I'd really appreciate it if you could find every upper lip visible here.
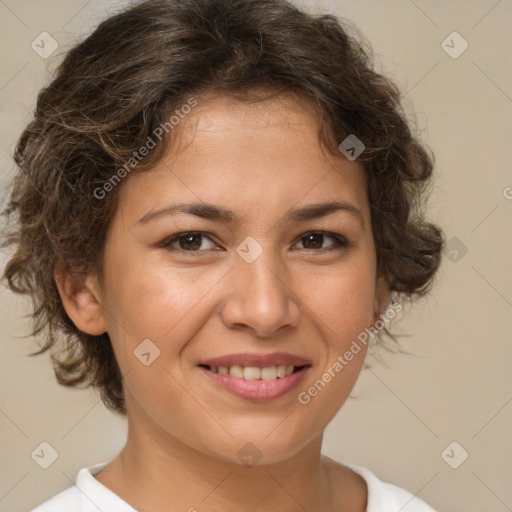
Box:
[199,352,311,368]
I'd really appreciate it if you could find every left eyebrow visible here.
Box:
[136,200,363,227]
[283,201,363,226]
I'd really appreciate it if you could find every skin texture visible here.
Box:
[55,94,389,512]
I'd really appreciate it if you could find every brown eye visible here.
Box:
[177,233,203,250]
[295,231,350,251]
[301,233,324,249]
[161,232,218,252]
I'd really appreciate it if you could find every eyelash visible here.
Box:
[159,231,351,255]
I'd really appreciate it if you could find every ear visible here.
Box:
[53,260,108,336]
[371,275,390,328]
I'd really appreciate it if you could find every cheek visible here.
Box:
[101,249,228,355]
[297,255,377,346]
[293,264,374,423]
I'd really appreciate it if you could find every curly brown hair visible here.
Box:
[1,0,444,416]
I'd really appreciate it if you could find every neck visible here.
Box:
[98,419,336,511]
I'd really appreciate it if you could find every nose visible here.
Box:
[218,243,301,338]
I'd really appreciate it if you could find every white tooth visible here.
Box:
[261,366,278,381]
[277,365,287,378]
[218,366,229,374]
[210,366,218,373]
[243,366,261,380]
[229,365,244,378]
[285,365,294,376]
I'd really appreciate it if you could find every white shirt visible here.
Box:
[29,461,436,511]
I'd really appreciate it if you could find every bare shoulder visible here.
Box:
[322,455,367,512]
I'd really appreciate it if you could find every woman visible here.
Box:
[2,0,444,510]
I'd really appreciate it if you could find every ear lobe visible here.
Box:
[53,260,107,336]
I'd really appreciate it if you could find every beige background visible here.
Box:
[1,1,511,511]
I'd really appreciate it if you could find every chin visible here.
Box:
[203,427,318,468]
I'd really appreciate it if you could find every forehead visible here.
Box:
[116,94,369,225]
[185,93,321,134]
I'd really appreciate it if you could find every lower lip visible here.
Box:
[199,366,310,401]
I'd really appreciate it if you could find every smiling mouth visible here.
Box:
[198,364,309,381]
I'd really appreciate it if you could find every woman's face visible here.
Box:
[94,94,388,465]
